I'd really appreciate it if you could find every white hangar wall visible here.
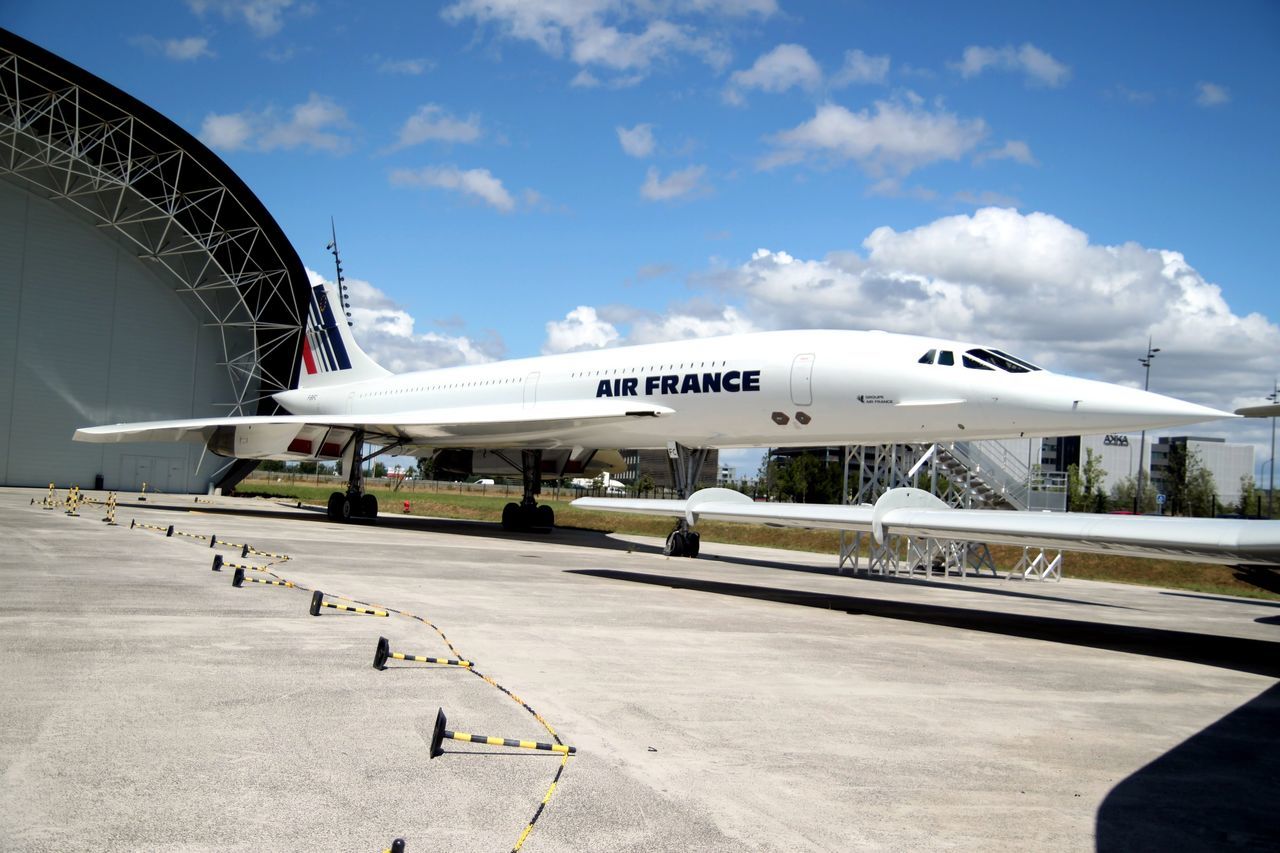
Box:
[0,179,238,491]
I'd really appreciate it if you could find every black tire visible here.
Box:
[664,529,685,557]
[535,504,554,531]
[327,492,344,521]
[501,502,521,531]
[361,493,378,520]
[684,531,700,558]
[339,495,353,521]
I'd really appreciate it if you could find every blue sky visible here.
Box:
[7,1,1280,474]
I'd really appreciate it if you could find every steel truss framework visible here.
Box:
[0,30,309,421]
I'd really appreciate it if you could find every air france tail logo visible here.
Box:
[595,369,761,398]
[300,285,352,375]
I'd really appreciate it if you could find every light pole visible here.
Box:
[1135,338,1160,514]
[1268,380,1278,519]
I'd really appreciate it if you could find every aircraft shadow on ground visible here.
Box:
[159,500,1127,609]
[566,569,1280,679]
[1095,682,1280,851]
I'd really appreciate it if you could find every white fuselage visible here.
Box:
[272,330,1224,451]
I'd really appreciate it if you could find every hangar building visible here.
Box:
[0,30,309,493]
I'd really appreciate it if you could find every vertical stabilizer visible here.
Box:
[296,281,390,389]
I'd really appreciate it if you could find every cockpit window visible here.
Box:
[918,349,936,364]
[964,348,1040,373]
[962,353,995,370]
[937,350,954,366]
[990,349,1041,371]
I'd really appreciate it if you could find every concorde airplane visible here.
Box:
[75,281,1280,566]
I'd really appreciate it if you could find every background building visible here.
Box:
[0,30,309,493]
[1150,436,1255,507]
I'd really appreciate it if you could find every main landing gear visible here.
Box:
[663,441,709,558]
[325,429,379,523]
[501,449,555,533]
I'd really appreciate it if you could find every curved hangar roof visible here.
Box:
[0,28,309,418]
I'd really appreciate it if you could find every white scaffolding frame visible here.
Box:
[0,42,306,416]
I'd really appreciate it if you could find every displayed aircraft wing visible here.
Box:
[1235,404,1280,418]
[572,487,1280,567]
[74,400,675,450]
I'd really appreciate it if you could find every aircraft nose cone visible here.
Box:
[1073,381,1235,429]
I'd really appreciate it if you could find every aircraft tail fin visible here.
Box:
[296,281,390,389]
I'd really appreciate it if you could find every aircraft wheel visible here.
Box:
[339,495,354,522]
[535,504,554,531]
[361,493,378,520]
[501,502,521,531]
[684,531,700,558]
[664,529,685,557]
[327,492,344,521]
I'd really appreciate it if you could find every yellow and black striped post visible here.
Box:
[130,520,172,534]
[428,708,575,759]
[211,555,269,573]
[138,481,147,501]
[308,590,387,617]
[102,491,117,525]
[64,485,80,516]
[373,636,471,670]
[242,544,290,561]
[232,567,293,589]
[42,483,56,509]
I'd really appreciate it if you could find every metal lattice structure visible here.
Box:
[0,29,308,419]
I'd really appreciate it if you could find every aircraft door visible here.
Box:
[791,353,814,406]
[523,371,540,409]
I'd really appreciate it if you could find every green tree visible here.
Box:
[416,456,435,480]
[259,459,285,473]
[1237,474,1260,516]
[771,452,843,504]
[1164,442,1189,514]
[1111,472,1156,514]
[297,460,318,475]
[1184,452,1218,517]
[373,461,387,478]
[633,473,656,496]
[1068,448,1107,512]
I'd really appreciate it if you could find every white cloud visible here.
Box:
[389,165,518,213]
[186,0,296,38]
[831,48,890,87]
[389,105,482,150]
[698,208,1278,416]
[543,305,621,354]
[199,93,353,153]
[306,269,501,371]
[627,303,757,344]
[640,164,709,201]
[953,43,1071,88]
[541,301,757,353]
[617,123,656,157]
[130,35,215,61]
[725,44,821,104]
[378,57,434,75]
[763,100,988,177]
[442,0,768,84]
[199,113,253,150]
[975,139,1037,166]
[1195,81,1231,107]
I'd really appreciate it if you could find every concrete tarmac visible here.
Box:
[1,487,1276,852]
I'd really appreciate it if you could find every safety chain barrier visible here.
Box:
[375,637,471,669]
[98,501,572,852]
